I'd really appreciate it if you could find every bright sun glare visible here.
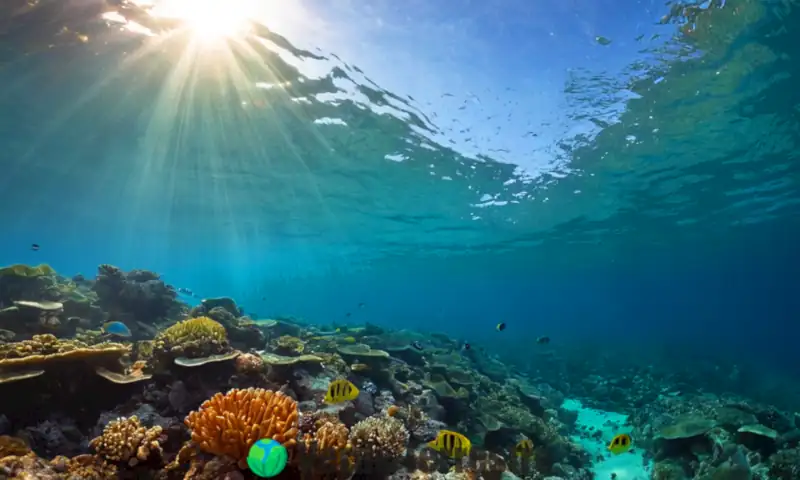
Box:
[141,0,260,39]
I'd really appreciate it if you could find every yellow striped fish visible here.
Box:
[515,438,534,457]
[324,379,360,403]
[428,430,471,458]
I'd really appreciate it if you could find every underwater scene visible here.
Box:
[1,0,800,479]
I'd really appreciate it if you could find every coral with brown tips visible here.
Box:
[349,416,409,461]
[89,416,163,466]
[184,388,298,468]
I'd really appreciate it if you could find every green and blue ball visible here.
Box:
[247,438,288,478]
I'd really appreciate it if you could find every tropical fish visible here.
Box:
[536,336,550,345]
[608,433,632,455]
[515,438,534,457]
[341,336,357,344]
[428,430,471,458]
[30,244,39,251]
[462,342,471,351]
[324,379,360,403]
[411,341,423,350]
[102,321,132,338]
[496,322,506,332]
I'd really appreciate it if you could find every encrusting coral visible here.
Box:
[184,388,298,468]
[89,416,163,466]
[349,415,409,461]
[154,316,229,359]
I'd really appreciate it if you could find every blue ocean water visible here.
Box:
[1,0,799,410]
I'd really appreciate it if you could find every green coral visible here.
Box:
[270,335,305,355]
[0,264,56,278]
[154,316,229,359]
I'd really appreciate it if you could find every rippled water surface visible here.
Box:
[1,0,799,360]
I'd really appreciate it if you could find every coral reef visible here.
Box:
[1,262,797,480]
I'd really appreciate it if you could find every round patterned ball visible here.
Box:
[247,438,288,478]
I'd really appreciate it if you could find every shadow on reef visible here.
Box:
[0,263,798,480]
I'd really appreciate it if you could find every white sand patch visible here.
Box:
[561,399,652,480]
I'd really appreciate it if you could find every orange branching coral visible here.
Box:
[90,416,163,466]
[301,419,353,477]
[185,388,298,468]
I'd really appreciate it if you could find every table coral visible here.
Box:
[0,334,129,372]
[90,415,163,466]
[154,316,229,359]
[349,416,409,461]
[184,388,298,468]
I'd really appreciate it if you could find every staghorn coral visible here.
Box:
[184,388,298,468]
[349,415,409,461]
[90,416,163,466]
[154,316,229,359]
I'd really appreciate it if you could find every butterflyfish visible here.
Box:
[515,438,534,457]
[608,433,632,455]
[324,379,360,403]
[102,321,132,338]
[496,322,506,331]
[428,430,471,458]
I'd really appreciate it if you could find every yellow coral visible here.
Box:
[154,317,228,358]
[185,388,298,468]
[90,416,163,466]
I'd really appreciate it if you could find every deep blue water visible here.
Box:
[1,0,799,407]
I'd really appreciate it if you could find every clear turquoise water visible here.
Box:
[1,0,799,403]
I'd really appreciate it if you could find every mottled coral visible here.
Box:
[154,316,229,359]
[90,416,163,466]
[270,335,305,355]
[234,352,265,374]
[349,416,409,461]
[184,388,298,468]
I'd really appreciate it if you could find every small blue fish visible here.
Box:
[102,321,132,338]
